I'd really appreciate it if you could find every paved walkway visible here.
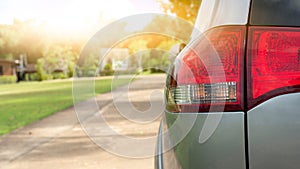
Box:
[0,74,165,169]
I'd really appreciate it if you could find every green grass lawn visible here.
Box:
[0,77,132,135]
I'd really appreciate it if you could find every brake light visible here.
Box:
[166,26,246,113]
[247,27,300,109]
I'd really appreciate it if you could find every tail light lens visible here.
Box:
[166,26,246,113]
[166,26,300,112]
[247,27,300,109]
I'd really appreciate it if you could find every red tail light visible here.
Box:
[166,26,300,112]
[166,26,246,113]
[247,27,300,109]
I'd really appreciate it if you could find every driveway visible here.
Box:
[0,74,165,169]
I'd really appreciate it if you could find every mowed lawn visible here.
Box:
[0,77,132,135]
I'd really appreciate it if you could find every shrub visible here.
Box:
[0,75,17,84]
[67,62,75,78]
[150,67,165,73]
[100,63,114,76]
[52,72,67,79]
[81,68,97,77]
[25,73,38,81]
[36,59,48,81]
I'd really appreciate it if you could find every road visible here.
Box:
[0,74,165,169]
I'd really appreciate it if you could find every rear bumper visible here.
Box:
[248,93,300,169]
[155,112,246,169]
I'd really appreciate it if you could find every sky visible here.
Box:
[0,0,163,34]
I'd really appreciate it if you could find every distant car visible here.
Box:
[155,0,300,169]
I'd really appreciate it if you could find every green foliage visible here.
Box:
[104,63,112,71]
[42,45,77,74]
[0,19,83,65]
[79,68,97,77]
[67,61,75,78]
[33,44,78,80]
[100,63,115,76]
[77,53,99,77]
[128,39,148,54]
[0,20,46,61]
[0,53,14,60]
[0,7,195,82]
[36,59,49,81]
[150,67,165,73]
[52,72,67,79]
[159,0,202,23]
[147,48,170,71]
[117,35,179,73]
[0,25,19,59]
[0,75,16,84]
[143,15,193,43]
[25,73,39,81]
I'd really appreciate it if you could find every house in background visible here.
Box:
[100,48,130,71]
[0,59,15,76]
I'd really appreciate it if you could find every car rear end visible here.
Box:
[156,0,300,169]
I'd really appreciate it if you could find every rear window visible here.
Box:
[250,0,300,26]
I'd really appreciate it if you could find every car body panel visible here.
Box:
[191,0,250,38]
[156,0,300,169]
[156,112,246,169]
[157,0,251,169]
[248,93,300,169]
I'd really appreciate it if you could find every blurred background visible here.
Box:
[0,0,201,135]
[0,1,201,168]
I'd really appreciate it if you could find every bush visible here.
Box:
[100,63,114,76]
[81,68,97,77]
[150,67,165,73]
[35,59,70,80]
[0,75,17,84]
[67,62,75,78]
[52,72,67,79]
[36,59,48,81]
[25,73,38,81]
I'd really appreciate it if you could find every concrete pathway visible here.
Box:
[0,74,166,169]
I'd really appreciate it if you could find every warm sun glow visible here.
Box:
[38,0,135,35]
[0,0,161,36]
[47,0,134,33]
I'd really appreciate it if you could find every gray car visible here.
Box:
[155,0,300,169]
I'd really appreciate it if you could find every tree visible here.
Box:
[115,15,193,72]
[36,44,77,80]
[0,24,20,60]
[13,19,45,63]
[158,0,201,24]
[127,39,149,70]
[143,15,193,44]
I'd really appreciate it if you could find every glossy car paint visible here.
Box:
[248,93,300,169]
[156,0,251,169]
[247,0,300,168]
[191,0,250,38]
[159,113,245,169]
[156,0,300,169]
